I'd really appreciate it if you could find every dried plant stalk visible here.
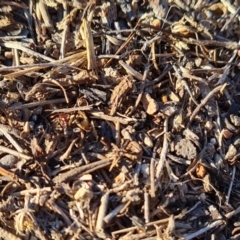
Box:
[95,192,109,238]
[119,60,143,80]
[0,146,32,160]
[38,0,54,31]
[80,18,97,70]
[53,160,111,183]
[155,117,169,182]
[0,42,55,62]
[0,166,18,181]
[0,129,23,153]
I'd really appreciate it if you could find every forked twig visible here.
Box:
[188,84,226,125]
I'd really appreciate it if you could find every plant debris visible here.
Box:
[0,0,240,239]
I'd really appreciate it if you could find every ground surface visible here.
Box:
[0,0,240,239]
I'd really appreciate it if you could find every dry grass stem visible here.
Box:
[0,145,32,160]
[80,18,97,70]
[0,128,23,153]
[0,42,55,62]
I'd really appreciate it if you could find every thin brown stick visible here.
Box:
[0,166,18,181]
[188,84,226,125]
[59,138,79,161]
[129,63,150,116]
[3,51,86,78]
[0,128,23,153]
[104,19,142,67]
[96,192,109,238]
[46,199,72,225]
[155,117,169,182]
[183,37,238,50]
[103,203,125,223]
[226,165,236,204]
[38,0,54,32]
[45,79,69,103]
[184,220,224,240]
[150,158,155,198]
[8,99,66,110]
[0,145,32,160]
[49,105,93,113]
[12,187,52,196]
[144,190,150,223]
[59,25,68,59]
[225,205,240,219]
[89,111,137,125]
[0,42,55,62]
[53,159,111,183]
[119,60,144,80]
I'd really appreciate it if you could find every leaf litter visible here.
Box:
[0,0,240,239]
